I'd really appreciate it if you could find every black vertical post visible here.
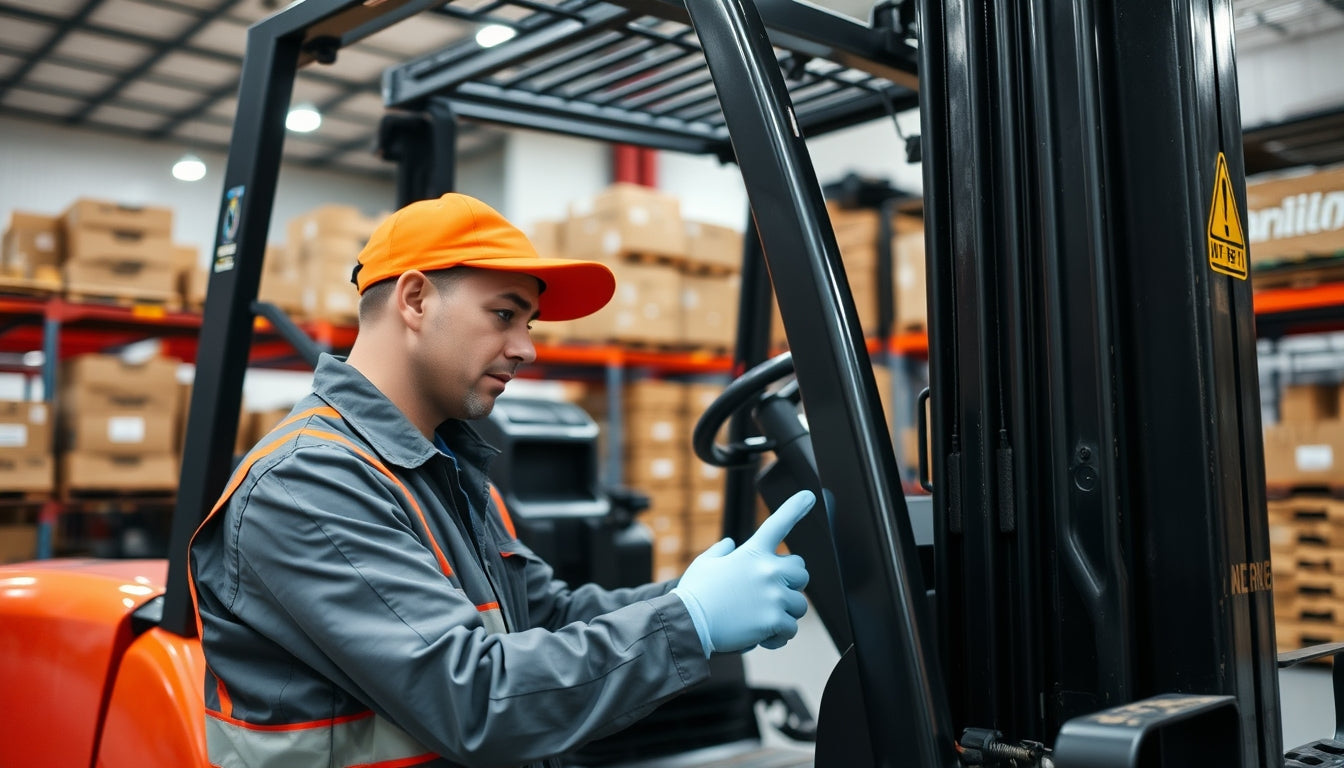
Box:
[924,0,1281,760]
[722,218,771,545]
[159,26,301,638]
[683,0,958,763]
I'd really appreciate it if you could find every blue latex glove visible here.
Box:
[673,490,814,656]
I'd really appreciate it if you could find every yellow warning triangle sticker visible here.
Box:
[1207,152,1247,280]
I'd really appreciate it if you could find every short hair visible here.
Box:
[356,268,471,325]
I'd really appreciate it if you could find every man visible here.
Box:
[189,193,815,768]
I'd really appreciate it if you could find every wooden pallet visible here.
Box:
[65,289,181,311]
[1277,596,1344,625]
[1277,549,1344,578]
[58,487,177,507]
[1277,620,1344,658]
[1265,484,1344,501]
[0,273,61,298]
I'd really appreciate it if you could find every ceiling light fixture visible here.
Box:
[475,24,517,48]
[171,153,207,182]
[286,103,322,133]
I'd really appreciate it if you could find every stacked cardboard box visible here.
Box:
[770,207,927,348]
[1263,383,1344,488]
[559,184,685,346]
[59,354,181,494]
[1,212,62,292]
[0,509,39,564]
[61,199,177,305]
[686,383,728,556]
[185,245,292,314]
[287,205,381,324]
[621,379,691,580]
[0,401,54,495]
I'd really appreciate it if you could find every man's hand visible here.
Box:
[673,490,814,656]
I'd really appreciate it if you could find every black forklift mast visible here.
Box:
[160,0,1344,766]
[920,0,1277,760]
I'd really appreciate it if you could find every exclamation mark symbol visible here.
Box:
[1222,179,1230,238]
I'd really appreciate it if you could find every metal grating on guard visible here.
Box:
[382,0,920,157]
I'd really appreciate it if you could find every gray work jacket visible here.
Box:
[189,354,710,768]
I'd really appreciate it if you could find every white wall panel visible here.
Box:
[1238,26,1344,127]
[502,128,608,233]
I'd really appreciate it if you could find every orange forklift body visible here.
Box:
[0,559,207,767]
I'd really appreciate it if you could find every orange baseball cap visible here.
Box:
[352,193,615,321]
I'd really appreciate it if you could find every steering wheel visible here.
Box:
[692,351,803,468]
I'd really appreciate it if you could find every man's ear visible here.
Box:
[394,270,432,332]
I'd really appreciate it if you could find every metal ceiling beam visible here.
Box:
[0,0,108,103]
[0,41,223,97]
[66,0,246,124]
[0,4,240,66]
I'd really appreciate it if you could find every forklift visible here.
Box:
[3,0,1343,765]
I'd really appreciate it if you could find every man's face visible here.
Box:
[419,268,540,421]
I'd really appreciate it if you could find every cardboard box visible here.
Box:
[1263,421,1344,487]
[894,230,927,331]
[566,184,687,259]
[626,444,686,488]
[684,221,742,271]
[0,454,53,495]
[688,512,723,552]
[1246,165,1344,266]
[688,449,726,489]
[302,276,360,324]
[531,220,565,259]
[625,379,686,413]
[0,401,52,456]
[257,267,306,315]
[3,212,62,278]
[0,524,39,564]
[689,486,724,517]
[64,257,178,304]
[570,262,682,344]
[829,207,882,251]
[60,451,179,493]
[65,228,174,267]
[652,549,691,582]
[626,411,686,446]
[642,507,688,544]
[300,239,361,322]
[240,408,294,455]
[681,274,739,348]
[1280,384,1342,425]
[67,412,176,455]
[61,198,173,237]
[60,355,181,414]
[288,205,379,248]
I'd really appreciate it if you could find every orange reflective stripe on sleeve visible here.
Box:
[296,427,454,579]
[488,485,517,539]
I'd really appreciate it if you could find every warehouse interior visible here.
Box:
[3,0,1344,765]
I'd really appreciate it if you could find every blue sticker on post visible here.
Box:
[215,185,245,272]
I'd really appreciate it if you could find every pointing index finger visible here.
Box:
[745,490,815,553]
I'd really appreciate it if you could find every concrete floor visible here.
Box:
[743,606,1342,755]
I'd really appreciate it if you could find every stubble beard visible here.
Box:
[462,388,492,420]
